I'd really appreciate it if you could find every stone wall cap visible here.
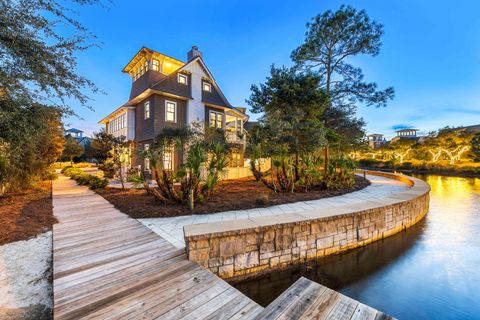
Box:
[183,170,430,239]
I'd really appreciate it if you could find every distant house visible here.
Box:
[391,129,420,143]
[463,124,480,133]
[366,134,386,149]
[64,128,91,147]
[98,46,249,173]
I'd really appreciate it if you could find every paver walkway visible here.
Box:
[52,175,262,319]
[140,174,409,248]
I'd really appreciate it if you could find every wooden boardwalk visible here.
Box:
[52,176,261,319]
[53,175,394,320]
[257,277,393,320]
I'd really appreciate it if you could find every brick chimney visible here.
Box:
[187,46,203,61]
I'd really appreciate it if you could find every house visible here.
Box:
[366,134,386,149]
[463,124,480,133]
[390,129,419,143]
[64,128,91,147]
[98,46,249,173]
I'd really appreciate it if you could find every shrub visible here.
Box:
[61,165,73,174]
[88,176,108,189]
[255,193,269,205]
[41,170,58,180]
[76,174,93,186]
[98,159,115,178]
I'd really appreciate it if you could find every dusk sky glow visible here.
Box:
[67,0,480,139]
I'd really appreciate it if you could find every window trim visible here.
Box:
[144,144,151,171]
[163,147,174,171]
[165,100,177,123]
[203,82,212,92]
[144,101,150,120]
[209,110,223,129]
[152,59,160,72]
[177,73,188,85]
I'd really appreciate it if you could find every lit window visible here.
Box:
[178,74,188,85]
[144,144,150,171]
[165,101,176,122]
[144,101,150,119]
[144,61,148,73]
[203,82,211,92]
[163,148,174,171]
[152,59,160,71]
[209,111,222,129]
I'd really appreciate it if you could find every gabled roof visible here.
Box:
[122,47,185,74]
[395,129,418,132]
[65,128,83,133]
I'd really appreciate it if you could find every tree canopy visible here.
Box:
[0,0,102,192]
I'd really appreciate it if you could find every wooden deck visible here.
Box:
[52,176,262,319]
[53,175,394,320]
[256,277,394,320]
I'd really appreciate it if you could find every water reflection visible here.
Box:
[231,175,480,319]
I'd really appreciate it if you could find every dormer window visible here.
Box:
[203,82,211,92]
[178,74,188,85]
[152,59,160,71]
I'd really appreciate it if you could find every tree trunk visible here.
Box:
[323,147,329,177]
[188,188,194,210]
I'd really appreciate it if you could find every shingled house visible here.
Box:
[99,46,248,174]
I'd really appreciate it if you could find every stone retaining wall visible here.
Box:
[184,171,430,280]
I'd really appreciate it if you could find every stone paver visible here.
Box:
[139,174,409,248]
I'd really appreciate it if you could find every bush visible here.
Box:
[62,166,108,189]
[255,193,269,205]
[88,176,108,189]
[41,169,58,180]
[60,165,73,174]
[76,174,93,186]
[98,159,115,178]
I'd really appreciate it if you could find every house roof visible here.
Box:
[65,128,83,133]
[121,47,185,74]
[100,48,248,124]
[395,129,418,133]
[367,133,384,137]
[463,124,480,133]
[98,106,135,124]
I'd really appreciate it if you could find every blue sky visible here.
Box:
[66,0,480,139]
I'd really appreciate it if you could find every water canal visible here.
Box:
[231,174,480,319]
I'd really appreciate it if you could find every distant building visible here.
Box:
[64,128,91,147]
[463,124,480,133]
[391,129,419,143]
[366,134,386,149]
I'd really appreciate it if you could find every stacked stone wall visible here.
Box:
[185,171,430,280]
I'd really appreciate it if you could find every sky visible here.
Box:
[66,0,480,139]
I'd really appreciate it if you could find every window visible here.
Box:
[152,59,160,71]
[144,61,148,73]
[229,151,242,167]
[209,111,222,129]
[165,101,176,122]
[144,144,150,171]
[163,148,174,171]
[178,74,188,85]
[203,82,211,92]
[144,101,150,119]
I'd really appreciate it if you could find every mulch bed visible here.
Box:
[96,176,370,219]
[0,181,57,246]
